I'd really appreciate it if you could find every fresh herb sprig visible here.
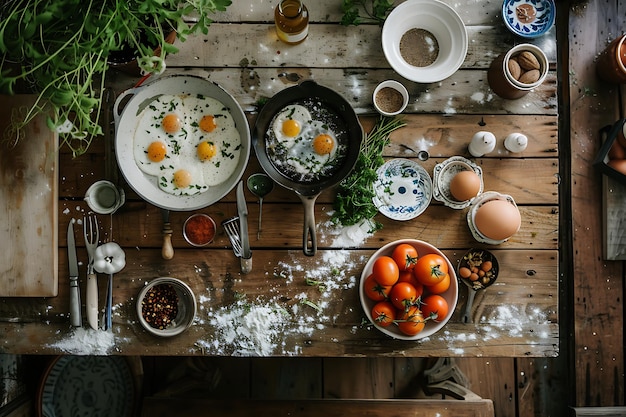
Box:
[340,0,395,26]
[331,115,406,229]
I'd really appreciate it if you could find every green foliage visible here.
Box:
[340,0,395,26]
[331,115,406,229]
[0,0,231,156]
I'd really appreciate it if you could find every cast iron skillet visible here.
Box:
[252,80,364,256]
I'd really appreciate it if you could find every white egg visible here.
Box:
[271,104,312,145]
[133,93,242,196]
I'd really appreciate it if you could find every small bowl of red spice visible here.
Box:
[183,213,216,247]
[373,80,409,116]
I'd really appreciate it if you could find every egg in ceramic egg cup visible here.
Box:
[467,191,521,245]
[433,156,483,209]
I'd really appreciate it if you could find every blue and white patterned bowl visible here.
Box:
[373,158,433,221]
[502,0,555,39]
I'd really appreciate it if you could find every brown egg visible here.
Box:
[608,140,626,160]
[474,199,521,241]
[608,158,626,175]
[449,170,481,201]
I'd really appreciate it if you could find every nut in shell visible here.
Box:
[517,51,540,70]
[519,69,540,84]
[508,58,522,80]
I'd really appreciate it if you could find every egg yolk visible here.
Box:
[199,115,217,133]
[282,119,301,137]
[312,134,335,155]
[173,169,192,189]
[197,141,217,161]
[162,113,182,134]
[147,141,167,162]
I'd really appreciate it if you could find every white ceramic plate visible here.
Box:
[359,239,458,340]
[114,74,250,211]
[502,0,555,39]
[373,158,432,221]
[382,0,468,83]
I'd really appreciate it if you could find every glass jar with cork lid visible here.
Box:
[274,0,309,45]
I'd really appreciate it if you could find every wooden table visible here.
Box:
[0,0,559,357]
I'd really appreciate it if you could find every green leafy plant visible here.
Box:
[340,0,395,26]
[331,115,406,229]
[0,0,231,156]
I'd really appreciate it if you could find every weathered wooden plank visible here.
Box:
[322,358,395,398]
[455,358,515,417]
[140,398,496,417]
[251,358,323,399]
[55,200,559,250]
[568,0,626,407]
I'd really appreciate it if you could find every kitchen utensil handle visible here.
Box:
[257,198,263,240]
[69,279,81,327]
[301,195,318,256]
[240,256,253,274]
[106,274,113,331]
[461,289,477,324]
[86,272,99,330]
[162,222,174,260]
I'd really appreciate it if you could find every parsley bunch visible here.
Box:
[340,0,395,26]
[331,115,406,230]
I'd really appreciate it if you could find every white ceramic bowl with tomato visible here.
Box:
[359,239,458,340]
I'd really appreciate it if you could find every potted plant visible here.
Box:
[0,0,232,156]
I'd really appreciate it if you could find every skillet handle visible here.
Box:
[112,87,139,126]
[300,194,320,256]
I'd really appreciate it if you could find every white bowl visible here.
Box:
[467,191,520,245]
[382,0,468,83]
[359,239,458,340]
[373,80,409,116]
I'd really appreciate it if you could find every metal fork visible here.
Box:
[221,216,243,257]
[83,215,100,330]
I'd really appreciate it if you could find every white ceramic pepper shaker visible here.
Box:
[504,133,528,153]
[468,131,496,157]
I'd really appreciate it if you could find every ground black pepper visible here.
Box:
[375,87,404,114]
[399,28,439,67]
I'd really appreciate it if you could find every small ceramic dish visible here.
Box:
[382,0,468,83]
[136,277,197,337]
[432,156,483,209]
[373,158,433,221]
[183,213,216,247]
[457,248,499,291]
[373,80,409,116]
[502,0,555,39]
[466,191,519,245]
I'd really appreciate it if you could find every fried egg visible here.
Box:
[285,120,338,174]
[133,93,242,196]
[271,104,312,145]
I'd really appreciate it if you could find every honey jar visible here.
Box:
[274,0,309,45]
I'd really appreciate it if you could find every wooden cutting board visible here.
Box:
[0,95,58,297]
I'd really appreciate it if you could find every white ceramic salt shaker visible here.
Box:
[504,133,528,153]
[468,131,496,157]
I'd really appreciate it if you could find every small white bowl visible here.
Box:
[382,0,468,83]
[467,191,520,245]
[136,277,197,337]
[373,80,409,116]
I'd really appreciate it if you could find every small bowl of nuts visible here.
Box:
[488,43,548,99]
[457,249,499,291]
[136,277,197,337]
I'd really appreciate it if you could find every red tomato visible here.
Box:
[398,270,424,295]
[371,301,396,327]
[389,282,418,310]
[363,274,392,301]
[414,254,449,286]
[426,273,450,295]
[372,256,399,286]
[420,295,449,322]
[397,306,426,336]
[391,243,419,271]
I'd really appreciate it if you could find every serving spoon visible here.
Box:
[246,173,274,240]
